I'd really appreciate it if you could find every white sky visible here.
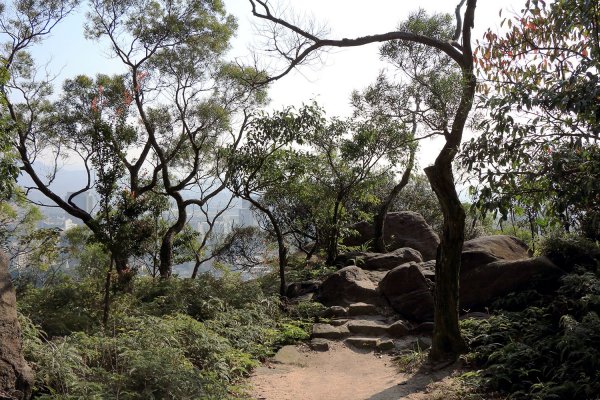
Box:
[28,0,525,169]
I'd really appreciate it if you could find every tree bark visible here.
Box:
[326,198,343,265]
[373,148,415,252]
[248,198,288,297]
[425,163,467,360]
[159,231,175,279]
[0,251,33,400]
[159,196,187,279]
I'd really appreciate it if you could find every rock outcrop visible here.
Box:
[344,212,440,261]
[379,262,434,322]
[337,247,423,271]
[458,235,564,308]
[286,280,320,298]
[317,266,386,307]
[460,255,564,308]
[461,235,531,273]
[0,251,33,400]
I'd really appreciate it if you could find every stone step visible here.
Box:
[311,323,350,340]
[346,319,390,336]
[344,337,396,352]
[344,337,378,349]
[322,306,348,318]
[329,319,349,326]
[347,302,379,316]
[387,320,411,338]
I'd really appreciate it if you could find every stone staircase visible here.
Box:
[309,302,431,353]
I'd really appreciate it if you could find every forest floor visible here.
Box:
[248,342,463,400]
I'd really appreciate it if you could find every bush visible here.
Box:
[540,233,600,272]
[21,312,259,399]
[18,279,102,337]
[462,263,600,400]
[17,261,321,399]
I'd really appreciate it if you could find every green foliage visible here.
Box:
[0,199,65,288]
[539,233,600,271]
[465,0,600,240]
[18,265,320,398]
[461,236,600,399]
[20,312,256,399]
[18,279,103,337]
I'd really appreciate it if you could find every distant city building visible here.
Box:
[238,198,256,227]
[64,191,97,214]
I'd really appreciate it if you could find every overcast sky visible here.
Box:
[28,0,524,170]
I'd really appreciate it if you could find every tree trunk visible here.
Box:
[191,254,201,279]
[159,196,188,279]
[277,235,288,297]
[425,0,477,360]
[425,163,467,360]
[159,230,175,279]
[247,197,288,297]
[112,253,130,280]
[102,256,113,327]
[326,199,343,265]
[373,148,415,252]
[0,251,33,400]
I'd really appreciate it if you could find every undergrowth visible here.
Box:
[17,268,322,399]
[461,235,600,400]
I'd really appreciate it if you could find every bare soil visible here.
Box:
[248,343,459,400]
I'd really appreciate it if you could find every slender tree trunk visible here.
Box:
[102,256,113,327]
[374,148,415,252]
[159,197,187,279]
[277,234,288,297]
[326,199,343,265]
[305,235,318,261]
[248,198,288,297]
[425,163,467,360]
[374,101,418,253]
[191,254,202,279]
[159,231,175,279]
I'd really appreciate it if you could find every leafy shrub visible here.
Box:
[462,265,600,400]
[21,312,258,399]
[539,233,599,272]
[17,260,319,399]
[132,269,265,320]
[18,279,102,336]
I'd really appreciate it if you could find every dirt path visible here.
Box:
[248,343,457,400]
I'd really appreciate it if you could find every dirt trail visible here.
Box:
[249,343,456,400]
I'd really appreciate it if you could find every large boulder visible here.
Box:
[460,256,564,308]
[417,260,436,281]
[379,262,434,322]
[461,235,531,273]
[285,280,320,298]
[337,247,423,271]
[0,251,33,400]
[344,212,440,261]
[317,266,386,306]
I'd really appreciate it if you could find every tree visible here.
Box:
[0,199,63,289]
[84,0,266,278]
[306,115,410,264]
[465,0,600,240]
[247,0,478,361]
[351,10,463,252]
[229,105,323,296]
[1,0,265,280]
